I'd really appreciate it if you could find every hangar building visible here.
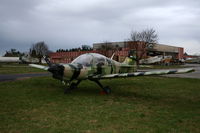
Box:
[93,41,184,62]
[49,41,184,63]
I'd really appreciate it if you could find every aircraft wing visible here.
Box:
[29,64,49,70]
[90,68,195,79]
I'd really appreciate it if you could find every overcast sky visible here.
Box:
[0,0,200,56]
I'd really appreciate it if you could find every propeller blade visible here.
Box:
[43,56,52,67]
[29,64,49,70]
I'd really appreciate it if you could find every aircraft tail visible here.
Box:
[123,57,136,65]
[123,50,137,65]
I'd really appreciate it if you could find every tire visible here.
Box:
[103,86,111,94]
[70,83,77,90]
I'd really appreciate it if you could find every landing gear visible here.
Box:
[93,80,111,94]
[63,79,111,94]
[64,80,81,94]
[103,86,111,94]
[64,86,71,94]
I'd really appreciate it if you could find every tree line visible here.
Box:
[56,45,93,52]
[4,49,24,57]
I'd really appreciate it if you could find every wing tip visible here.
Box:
[29,64,49,70]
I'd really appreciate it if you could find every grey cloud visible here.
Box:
[0,0,200,55]
[0,0,40,21]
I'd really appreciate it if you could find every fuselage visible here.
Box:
[61,53,136,81]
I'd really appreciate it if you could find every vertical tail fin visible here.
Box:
[110,53,115,60]
[123,50,136,65]
[123,57,136,65]
[43,56,52,67]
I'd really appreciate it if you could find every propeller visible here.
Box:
[43,56,52,67]
[43,56,65,81]
[48,64,64,80]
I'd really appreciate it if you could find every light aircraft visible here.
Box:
[29,53,195,94]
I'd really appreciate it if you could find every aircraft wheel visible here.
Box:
[103,86,111,94]
[70,83,77,90]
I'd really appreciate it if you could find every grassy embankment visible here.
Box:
[0,76,200,133]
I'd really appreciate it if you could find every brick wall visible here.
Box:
[177,47,184,59]
[49,50,130,63]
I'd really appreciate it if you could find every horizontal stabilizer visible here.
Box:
[91,68,195,79]
[29,64,49,70]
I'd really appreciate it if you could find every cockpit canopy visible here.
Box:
[71,53,109,66]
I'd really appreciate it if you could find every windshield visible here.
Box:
[93,54,106,65]
[72,54,93,66]
[72,53,108,66]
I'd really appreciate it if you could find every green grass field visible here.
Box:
[0,76,200,133]
[0,63,46,74]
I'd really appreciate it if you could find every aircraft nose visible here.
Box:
[48,64,65,80]
[63,64,83,81]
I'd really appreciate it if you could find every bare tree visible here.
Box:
[129,28,158,66]
[130,28,158,43]
[30,41,48,63]
[130,31,140,42]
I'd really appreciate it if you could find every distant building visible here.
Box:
[94,41,184,59]
[49,41,184,63]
